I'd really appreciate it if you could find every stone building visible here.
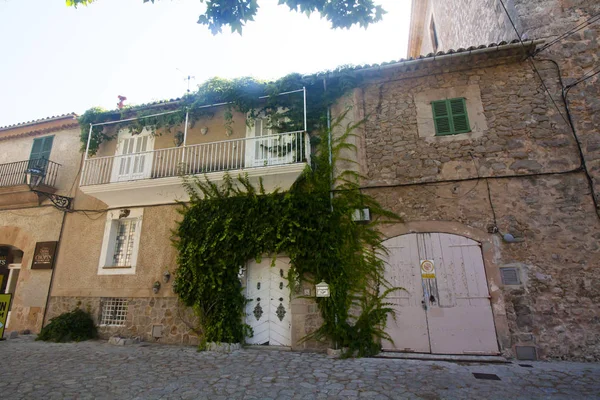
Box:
[38,3,598,359]
[0,114,80,333]
[327,37,598,359]
[408,0,600,213]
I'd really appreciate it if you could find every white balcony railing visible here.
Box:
[81,131,310,187]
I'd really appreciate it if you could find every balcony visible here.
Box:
[0,159,61,209]
[80,131,311,207]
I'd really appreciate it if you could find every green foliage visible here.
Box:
[173,111,402,354]
[66,0,385,35]
[36,308,98,343]
[78,72,363,155]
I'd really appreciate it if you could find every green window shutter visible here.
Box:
[431,98,470,136]
[449,98,470,133]
[30,136,54,160]
[432,100,452,135]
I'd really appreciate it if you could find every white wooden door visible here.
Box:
[112,131,154,182]
[245,257,291,346]
[381,235,431,352]
[383,233,498,355]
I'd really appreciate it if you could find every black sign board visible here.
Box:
[31,241,58,270]
[0,248,11,293]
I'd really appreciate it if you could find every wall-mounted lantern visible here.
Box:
[316,281,330,298]
[26,166,72,210]
[352,208,371,223]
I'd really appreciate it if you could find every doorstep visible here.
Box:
[246,345,292,352]
[375,352,510,364]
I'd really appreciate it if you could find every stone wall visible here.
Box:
[332,55,600,360]
[46,296,200,346]
[47,287,326,350]
[358,60,580,187]
[366,174,600,361]
[413,0,600,210]
[411,0,519,57]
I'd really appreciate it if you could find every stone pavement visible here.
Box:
[1,336,599,399]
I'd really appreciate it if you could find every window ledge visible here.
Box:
[102,265,133,269]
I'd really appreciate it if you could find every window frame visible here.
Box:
[30,135,54,161]
[98,209,143,275]
[431,98,471,136]
[99,297,128,326]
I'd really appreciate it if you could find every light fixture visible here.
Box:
[237,265,246,280]
[503,233,525,243]
[352,208,371,223]
[25,167,72,210]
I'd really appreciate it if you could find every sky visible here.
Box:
[0,0,411,127]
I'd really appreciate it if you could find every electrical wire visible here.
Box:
[498,0,600,220]
[565,66,600,92]
[534,12,600,55]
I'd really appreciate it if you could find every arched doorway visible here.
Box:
[1,246,23,330]
[382,233,498,355]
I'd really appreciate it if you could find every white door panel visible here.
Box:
[245,257,291,346]
[111,130,154,182]
[381,235,431,353]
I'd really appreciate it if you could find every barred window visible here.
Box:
[98,209,143,275]
[112,220,137,267]
[100,298,128,326]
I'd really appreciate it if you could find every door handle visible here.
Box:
[421,300,427,310]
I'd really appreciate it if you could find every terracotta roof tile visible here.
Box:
[0,113,78,131]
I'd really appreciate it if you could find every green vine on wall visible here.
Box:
[173,111,402,356]
[78,70,364,155]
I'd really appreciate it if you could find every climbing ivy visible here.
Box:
[78,71,363,155]
[173,111,402,355]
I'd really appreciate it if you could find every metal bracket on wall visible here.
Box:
[33,190,73,211]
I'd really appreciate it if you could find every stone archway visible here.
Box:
[0,226,51,333]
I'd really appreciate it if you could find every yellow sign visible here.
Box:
[420,260,436,279]
[0,293,12,338]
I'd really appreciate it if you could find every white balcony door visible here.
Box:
[245,117,294,168]
[111,130,154,182]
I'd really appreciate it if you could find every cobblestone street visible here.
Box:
[1,336,599,399]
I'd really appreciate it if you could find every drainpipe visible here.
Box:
[40,208,68,329]
[323,78,333,211]
[182,110,189,164]
[79,123,93,187]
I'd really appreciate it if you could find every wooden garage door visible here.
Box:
[382,233,498,355]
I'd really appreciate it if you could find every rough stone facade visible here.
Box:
[46,296,201,345]
[47,286,325,350]
[409,0,600,216]
[334,51,600,360]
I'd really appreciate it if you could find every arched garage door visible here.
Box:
[382,233,498,355]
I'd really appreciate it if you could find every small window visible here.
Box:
[429,17,439,53]
[100,298,128,326]
[431,98,471,136]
